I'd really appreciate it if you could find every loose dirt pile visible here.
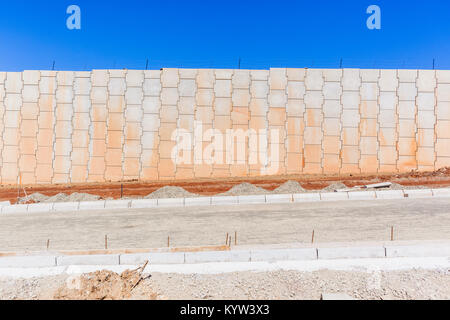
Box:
[18,192,101,204]
[54,266,157,300]
[145,186,199,199]
[321,182,348,192]
[218,183,269,196]
[272,181,307,194]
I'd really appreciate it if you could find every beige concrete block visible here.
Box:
[1,163,19,182]
[303,127,322,145]
[125,105,144,122]
[35,164,53,183]
[232,89,250,107]
[38,95,56,112]
[416,147,435,166]
[142,96,161,114]
[196,88,214,106]
[106,131,124,149]
[305,69,323,90]
[360,101,378,119]
[143,78,162,96]
[177,97,195,115]
[303,144,322,162]
[22,85,39,103]
[72,130,90,148]
[214,69,233,80]
[123,158,141,177]
[416,92,435,111]
[161,69,179,88]
[378,109,397,128]
[196,69,215,88]
[398,119,416,137]
[4,94,22,111]
[322,100,341,118]
[23,70,41,85]
[19,137,37,154]
[126,87,143,105]
[108,78,126,95]
[378,70,398,91]
[196,106,214,123]
[379,91,397,110]
[437,84,450,102]
[214,79,232,98]
[397,101,416,119]
[288,81,306,99]
[124,122,142,140]
[304,91,323,108]
[359,155,378,173]
[323,154,340,173]
[249,98,268,116]
[21,120,39,137]
[232,70,251,88]
[305,109,323,127]
[91,70,109,86]
[88,157,106,175]
[53,156,71,174]
[56,71,74,86]
[342,127,359,145]
[55,121,73,139]
[323,82,341,100]
[360,82,379,101]
[5,72,23,93]
[322,69,342,82]
[91,140,107,157]
[36,146,53,164]
[268,108,286,126]
[108,70,126,78]
[342,69,361,91]
[142,114,161,132]
[341,146,359,164]
[251,70,269,81]
[436,102,450,120]
[379,128,397,146]
[179,79,196,97]
[436,157,450,168]
[341,91,360,109]
[71,148,90,165]
[397,156,417,172]
[287,117,304,136]
[397,69,417,82]
[4,110,20,128]
[39,76,57,94]
[56,104,74,121]
[379,146,397,165]
[37,129,54,146]
[360,137,378,155]
[417,128,435,146]
[398,137,417,156]
[251,80,269,98]
[436,70,450,83]
[360,118,377,137]
[341,109,360,127]
[104,166,123,181]
[416,70,436,92]
[398,82,417,101]
[269,68,287,90]
[323,118,340,136]
[73,95,91,113]
[417,110,435,129]
[3,128,19,145]
[73,113,90,130]
[92,122,107,139]
[360,69,380,82]
[144,70,161,79]
[323,136,340,154]
[436,139,450,157]
[286,100,305,117]
[90,87,108,104]
[436,121,450,139]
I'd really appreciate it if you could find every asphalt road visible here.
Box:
[0,198,449,252]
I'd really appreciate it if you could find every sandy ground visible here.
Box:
[0,198,449,252]
[0,268,448,300]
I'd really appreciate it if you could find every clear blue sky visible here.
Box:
[0,0,449,71]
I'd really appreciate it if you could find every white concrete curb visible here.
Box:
[2,187,449,215]
[2,243,449,268]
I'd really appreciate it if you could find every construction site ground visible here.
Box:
[0,197,449,252]
[2,168,450,204]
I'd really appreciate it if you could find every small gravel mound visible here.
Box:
[218,183,269,196]
[145,186,199,199]
[322,182,348,192]
[18,192,49,203]
[272,181,306,194]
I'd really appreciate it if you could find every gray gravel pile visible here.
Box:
[272,181,307,194]
[145,186,199,199]
[218,183,269,196]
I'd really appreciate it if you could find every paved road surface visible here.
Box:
[0,198,449,252]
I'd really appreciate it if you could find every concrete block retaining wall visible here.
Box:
[1,68,450,185]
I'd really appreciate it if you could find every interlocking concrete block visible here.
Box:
[79,200,106,210]
[130,199,158,209]
[157,198,184,208]
[184,250,250,264]
[375,190,404,199]
[431,188,450,197]
[265,194,292,203]
[27,203,53,213]
[250,248,317,262]
[320,192,349,201]
[184,197,212,207]
[348,191,376,200]
[403,189,433,198]
[120,252,185,265]
[318,246,385,259]
[1,204,28,214]
[57,254,120,266]
[211,196,239,206]
[237,195,266,204]
[0,255,56,268]
[385,244,450,258]
[293,193,320,202]
[105,200,131,209]
[52,202,80,212]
